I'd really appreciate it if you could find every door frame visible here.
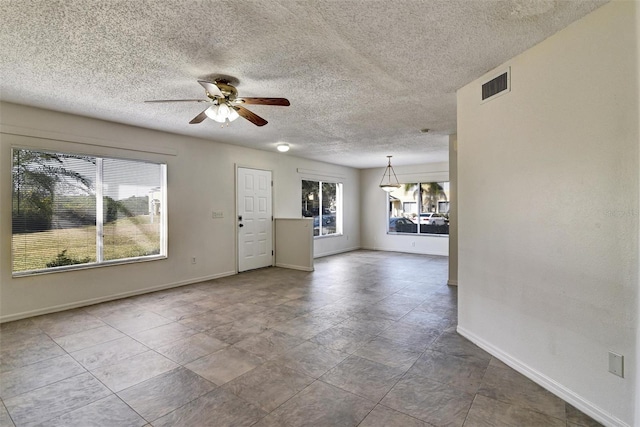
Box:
[235,164,275,273]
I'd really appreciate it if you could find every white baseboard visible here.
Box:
[0,271,236,323]
[457,326,629,427]
[275,263,314,272]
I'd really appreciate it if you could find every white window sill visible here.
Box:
[313,233,343,240]
[387,232,449,237]
[12,255,167,278]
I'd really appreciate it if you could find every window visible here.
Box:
[12,148,167,275]
[388,181,450,235]
[301,179,342,237]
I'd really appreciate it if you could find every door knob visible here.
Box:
[239,223,244,228]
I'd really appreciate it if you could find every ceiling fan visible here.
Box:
[145,80,290,127]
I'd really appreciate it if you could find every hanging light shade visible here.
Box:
[205,103,240,123]
[205,105,223,122]
[379,155,401,192]
[228,106,240,121]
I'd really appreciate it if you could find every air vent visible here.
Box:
[481,67,510,103]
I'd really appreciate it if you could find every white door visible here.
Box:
[237,167,273,272]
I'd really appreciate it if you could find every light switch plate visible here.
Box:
[212,211,224,219]
[608,352,624,378]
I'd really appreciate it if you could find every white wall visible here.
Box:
[275,218,314,271]
[0,103,360,321]
[636,1,640,424]
[457,2,638,426]
[360,162,449,256]
[448,135,458,286]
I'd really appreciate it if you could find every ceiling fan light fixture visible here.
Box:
[277,143,290,152]
[205,103,239,123]
[205,105,223,122]
[146,79,289,127]
[228,107,240,122]
[218,103,230,117]
[379,155,401,192]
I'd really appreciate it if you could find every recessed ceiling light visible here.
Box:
[277,143,290,152]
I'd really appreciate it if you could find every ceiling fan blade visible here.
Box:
[234,106,268,126]
[198,80,224,98]
[145,99,206,103]
[189,109,209,124]
[237,97,290,106]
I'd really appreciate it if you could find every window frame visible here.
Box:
[387,181,450,236]
[11,147,168,277]
[301,178,343,239]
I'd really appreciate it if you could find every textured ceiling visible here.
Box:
[0,0,607,168]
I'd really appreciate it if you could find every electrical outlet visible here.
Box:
[212,211,224,219]
[412,241,416,247]
[191,257,197,264]
[608,351,624,378]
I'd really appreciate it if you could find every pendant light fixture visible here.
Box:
[379,155,401,192]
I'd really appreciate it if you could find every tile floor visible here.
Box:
[0,250,602,426]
